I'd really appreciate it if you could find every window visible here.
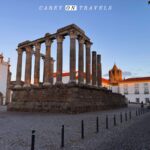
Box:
[135,84,139,94]
[145,98,150,103]
[124,84,128,94]
[136,98,140,103]
[144,83,149,94]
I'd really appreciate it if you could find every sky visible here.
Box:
[0,0,150,81]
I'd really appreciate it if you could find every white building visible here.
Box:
[0,54,11,105]
[108,64,150,104]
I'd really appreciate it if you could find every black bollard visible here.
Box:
[81,120,84,139]
[96,116,99,133]
[114,115,116,126]
[31,130,35,150]
[61,125,64,148]
[138,109,140,116]
[106,115,108,129]
[136,109,137,116]
[120,113,123,123]
[129,111,131,120]
[125,112,127,122]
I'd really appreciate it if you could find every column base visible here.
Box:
[55,81,63,85]
[23,84,31,88]
[68,80,76,86]
[33,83,40,87]
[78,81,84,86]
[14,84,22,88]
[43,82,51,87]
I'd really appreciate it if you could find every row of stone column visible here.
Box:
[15,31,102,88]
[15,40,53,88]
[92,51,102,86]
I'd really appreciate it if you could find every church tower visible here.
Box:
[109,64,122,85]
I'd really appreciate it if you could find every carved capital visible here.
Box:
[17,48,23,55]
[85,41,92,48]
[56,35,64,43]
[45,38,52,46]
[35,42,41,50]
[70,30,77,39]
[25,46,32,53]
[78,36,85,44]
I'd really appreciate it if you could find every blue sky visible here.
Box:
[0,0,150,81]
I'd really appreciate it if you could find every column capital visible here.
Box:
[78,36,85,44]
[56,34,64,43]
[17,48,23,55]
[69,30,77,39]
[35,42,41,50]
[25,46,32,53]
[85,41,92,48]
[45,38,52,46]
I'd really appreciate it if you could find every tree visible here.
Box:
[148,0,150,4]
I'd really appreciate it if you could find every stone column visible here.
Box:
[92,51,97,86]
[34,43,41,86]
[42,56,45,83]
[15,48,23,88]
[69,30,77,83]
[85,42,91,85]
[78,36,84,84]
[97,54,102,87]
[24,46,32,87]
[56,35,64,84]
[50,58,54,84]
[43,38,52,86]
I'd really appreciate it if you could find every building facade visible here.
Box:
[0,54,11,105]
[108,64,150,104]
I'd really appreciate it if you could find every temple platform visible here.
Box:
[8,84,127,113]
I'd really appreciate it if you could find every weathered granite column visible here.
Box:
[42,56,45,83]
[85,41,92,85]
[78,36,84,84]
[34,43,41,86]
[50,58,54,84]
[15,48,23,88]
[69,30,77,83]
[56,35,64,84]
[97,54,102,87]
[43,37,52,86]
[24,46,32,87]
[92,51,97,86]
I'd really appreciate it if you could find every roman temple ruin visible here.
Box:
[8,24,127,113]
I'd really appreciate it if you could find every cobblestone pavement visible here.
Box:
[95,113,150,150]
[0,104,149,150]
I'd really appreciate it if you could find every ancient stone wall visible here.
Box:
[8,85,127,113]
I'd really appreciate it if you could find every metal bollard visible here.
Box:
[61,125,64,148]
[114,115,116,126]
[138,109,140,116]
[31,130,35,150]
[129,111,131,120]
[125,112,127,121]
[120,113,123,123]
[136,109,137,116]
[106,115,108,129]
[81,120,84,139]
[96,116,99,133]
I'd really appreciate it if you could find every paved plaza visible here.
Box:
[0,104,149,150]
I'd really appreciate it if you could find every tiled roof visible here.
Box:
[119,77,150,83]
